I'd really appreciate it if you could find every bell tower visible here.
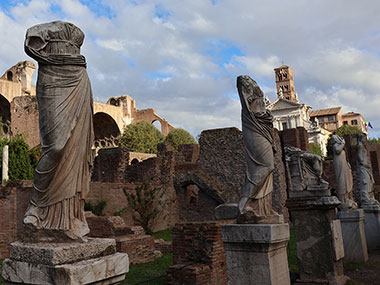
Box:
[274,65,297,102]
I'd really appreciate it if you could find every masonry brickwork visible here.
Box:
[10,95,39,147]
[165,221,227,285]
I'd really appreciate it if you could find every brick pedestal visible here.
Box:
[164,221,227,285]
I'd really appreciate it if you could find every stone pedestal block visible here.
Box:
[362,206,380,250]
[286,196,349,285]
[2,238,129,284]
[222,223,290,285]
[336,209,368,263]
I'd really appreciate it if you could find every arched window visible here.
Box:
[7,71,13,81]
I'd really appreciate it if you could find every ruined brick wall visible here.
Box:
[10,96,40,148]
[197,128,244,203]
[92,147,130,182]
[279,127,309,151]
[272,129,289,221]
[0,187,17,258]
[196,127,288,220]
[87,182,178,232]
[0,180,32,258]
[165,222,227,285]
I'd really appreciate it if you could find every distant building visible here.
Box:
[342,112,368,136]
[268,65,331,156]
[309,107,343,132]
[309,108,368,136]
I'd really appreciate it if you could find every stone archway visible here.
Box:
[173,171,225,222]
[93,112,121,149]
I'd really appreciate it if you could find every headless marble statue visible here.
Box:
[236,75,281,224]
[23,21,94,242]
[357,133,380,208]
[331,135,357,210]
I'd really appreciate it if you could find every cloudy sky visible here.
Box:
[1,0,380,138]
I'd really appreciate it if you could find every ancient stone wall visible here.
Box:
[10,96,40,148]
[165,221,227,285]
[92,148,130,183]
[196,127,288,220]
[0,181,32,259]
[279,126,309,151]
[197,128,244,203]
[87,182,178,232]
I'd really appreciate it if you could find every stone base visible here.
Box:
[214,203,238,220]
[287,197,349,284]
[222,223,290,285]
[362,206,380,250]
[294,275,351,285]
[336,209,368,263]
[2,238,129,284]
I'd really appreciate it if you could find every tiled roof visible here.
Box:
[309,107,341,117]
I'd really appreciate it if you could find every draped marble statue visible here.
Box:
[357,133,379,208]
[331,135,357,210]
[236,75,280,223]
[23,21,94,241]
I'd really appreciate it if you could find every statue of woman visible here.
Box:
[236,75,279,223]
[331,135,357,210]
[23,21,94,241]
[357,133,379,207]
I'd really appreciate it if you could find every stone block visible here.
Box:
[116,234,156,264]
[10,238,116,266]
[222,223,290,285]
[214,203,238,220]
[336,209,368,263]
[330,220,345,261]
[2,252,129,285]
[363,207,380,250]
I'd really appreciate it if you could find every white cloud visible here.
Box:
[1,0,380,138]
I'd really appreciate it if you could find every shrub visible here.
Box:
[119,121,164,154]
[164,128,196,150]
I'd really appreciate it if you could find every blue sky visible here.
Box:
[1,0,380,138]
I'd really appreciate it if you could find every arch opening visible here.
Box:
[7,71,13,81]
[93,112,120,149]
[152,120,162,132]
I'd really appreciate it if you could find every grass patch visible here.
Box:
[152,229,172,242]
[123,253,173,285]
[287,228,298,273]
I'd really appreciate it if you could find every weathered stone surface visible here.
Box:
[363,207,380,250]
[336,209,368,263]
[287,198,347,284]
[222,223,290,285]
[9,238,116,266]
[222,223,289,244]
[116,234,156,264]
[214,203,238,220]
[2,252,129,285]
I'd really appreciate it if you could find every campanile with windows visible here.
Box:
[274,65,297,102]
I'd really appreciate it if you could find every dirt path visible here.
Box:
[344,249,380,285]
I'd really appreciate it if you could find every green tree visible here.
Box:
[8,135,34,180]
[122,184,166,234]
[369,137,380,145]
[164,128,197,150]
[334,124,363,137]
[309,142,323,157]
[119,121,164,154]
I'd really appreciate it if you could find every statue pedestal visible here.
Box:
[336,209,368,263]
[362,205,380,250]
[286,196,349,285]
[2,238,129,284]
[222,223,290,285]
